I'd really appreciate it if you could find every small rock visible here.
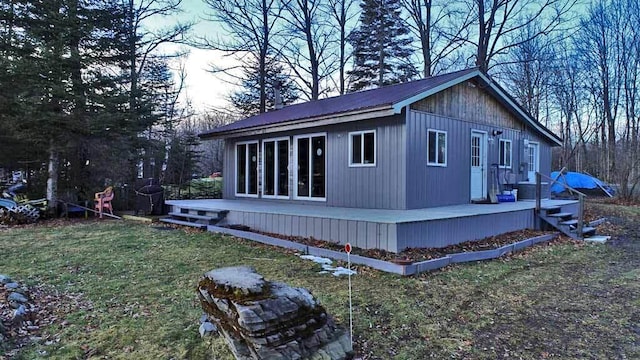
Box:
[8,292,28,304]
[4,282,19,290]
[199,321,218,337]
[0,274,12,284]
[200,314,208,324]
[13,304,27,325]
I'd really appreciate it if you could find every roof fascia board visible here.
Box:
[202,106,395,139]
[391,70,480,113]
[475,72,562,146]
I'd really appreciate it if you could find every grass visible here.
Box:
[1,202,639,359]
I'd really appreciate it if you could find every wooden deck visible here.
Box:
[165,199,578,252]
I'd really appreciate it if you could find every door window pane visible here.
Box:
[311,136,325,198]
[297,138,309,197]
[277,140,289,196]
[263,141,275,196]
[236,144,246,193]
[248,143,258,195]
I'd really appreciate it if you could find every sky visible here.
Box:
[160,1,238,113]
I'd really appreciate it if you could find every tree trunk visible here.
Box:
[46,143,59,214]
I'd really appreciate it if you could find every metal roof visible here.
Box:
[200,68,562,146]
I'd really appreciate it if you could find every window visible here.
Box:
[294,133,326,200]
[262,138,289,198]
[349,130,376,166]
[236,141,258,196]
[499,139,512,169]
[427,129,447,166]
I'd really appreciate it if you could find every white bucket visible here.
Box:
[513,189,518,201]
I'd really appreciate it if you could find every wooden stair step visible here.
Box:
[160,218,207,229]
[547,212,574,218]
[169,212,215,221]
[559,219,578,226]
[578,226,597,236]
[541,206,561,213]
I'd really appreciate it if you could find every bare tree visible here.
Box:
[327,0,357,94]
[124,0,192,123]
[461,0,577,72]
[500,24,556,122]
[279,0,335,100]
[575,0,624,178]
[401,0,472,77]
[201,0,283,113]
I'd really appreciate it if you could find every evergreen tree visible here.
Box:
[347,0,418,91]
[230,57,299,116]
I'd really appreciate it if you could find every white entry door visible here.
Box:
[527,142,539,182]
[470,131,487,200]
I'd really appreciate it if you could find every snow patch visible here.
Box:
[298,255,357,276]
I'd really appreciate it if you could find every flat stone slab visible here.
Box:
[7,292,28,304]
[0,274,12,284]
[203,266,266,296]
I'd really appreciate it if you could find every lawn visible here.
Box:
[1,201,639,359]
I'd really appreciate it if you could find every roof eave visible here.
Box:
[199,105,396,139]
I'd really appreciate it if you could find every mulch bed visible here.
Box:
[251,229,561,263]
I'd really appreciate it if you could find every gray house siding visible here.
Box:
[222,115,407,209]
[405,80,555,209]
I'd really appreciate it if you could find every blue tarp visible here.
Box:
[550,171,614,195]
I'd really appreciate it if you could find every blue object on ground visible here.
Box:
[550,171,615,195]
[497,194,515,202]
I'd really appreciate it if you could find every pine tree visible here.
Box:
[230,57,299,116]
[347,0,418,91]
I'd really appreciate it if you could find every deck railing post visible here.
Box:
[535,172,541,212]
[578,194,585,238]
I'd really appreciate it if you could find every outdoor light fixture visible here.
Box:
[491,129,503,136]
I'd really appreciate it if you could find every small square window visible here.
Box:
[499,139,512,169]
[349,130,376,166]
[427,129,447,166]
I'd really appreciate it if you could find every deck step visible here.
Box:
[159,218,207,229]
[576,226,596,237]
[584,235,610,243]
[541,206,561,213]
[559,219,578,226]
[547,212,573,219]
[168,212,215,221]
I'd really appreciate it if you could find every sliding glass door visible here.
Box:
[262,138,289,198]
[235,141,258,197]
[294,133,326,200]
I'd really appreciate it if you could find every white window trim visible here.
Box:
[261,137,290,200]
[293,132,327,202]
[499,139,512,169]
[235,140,259,198]
[348,130,376,167]
[427,129,447,167]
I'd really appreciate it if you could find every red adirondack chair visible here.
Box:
[94,186,114,218]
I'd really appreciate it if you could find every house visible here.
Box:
[164,68,582,252]
[201,67,560,207]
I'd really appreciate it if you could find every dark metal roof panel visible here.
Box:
[200,68,478,136]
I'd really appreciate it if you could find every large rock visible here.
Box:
[198,266,353,360]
